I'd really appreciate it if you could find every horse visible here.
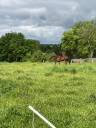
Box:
[50,54,71,64]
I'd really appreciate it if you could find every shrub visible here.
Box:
[31,50,47,62]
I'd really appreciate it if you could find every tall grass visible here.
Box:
[0,62,96,128]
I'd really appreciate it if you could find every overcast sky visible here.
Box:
[0,0,96,44]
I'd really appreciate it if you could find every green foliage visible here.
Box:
[40,44,61,54]
[25,39,40,54]
[0,32,40,62]
[0,32,59,62]
[61,20,96,58]
[31,50,47,62]
[61,28,79,57]
[0,33,26,62]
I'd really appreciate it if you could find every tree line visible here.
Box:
[0,20,96,62]
[0,32,60,62]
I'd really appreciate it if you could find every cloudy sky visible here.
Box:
[0,0,96,44]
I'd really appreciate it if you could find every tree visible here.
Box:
[61,20,96,58]
[77,21,96,58]
[25,39,40,55]
[0,32,42,62]
[60,28,79,58]
[0,32,27,62]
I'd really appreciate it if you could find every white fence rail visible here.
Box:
[28,105,56,128]
[71,58,96,63]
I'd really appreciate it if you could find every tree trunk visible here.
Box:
[90,50,94,63]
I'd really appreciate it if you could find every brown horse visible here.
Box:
[50,54,71,64]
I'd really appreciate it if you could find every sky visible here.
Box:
[0,0,96,44]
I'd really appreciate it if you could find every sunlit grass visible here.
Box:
[0,62,96,128]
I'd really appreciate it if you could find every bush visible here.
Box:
[31,50,47,62]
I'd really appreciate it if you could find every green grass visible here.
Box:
[0,62,96,128]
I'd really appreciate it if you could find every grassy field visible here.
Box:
[0,62,96,128]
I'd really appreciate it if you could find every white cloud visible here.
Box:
[0,25,64,44]
[0,0,96,43]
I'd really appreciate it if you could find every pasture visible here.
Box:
[0,62,96,128]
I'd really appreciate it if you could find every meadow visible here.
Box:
[0,62,96,128]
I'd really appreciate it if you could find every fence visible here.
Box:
[71,58,96,63]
